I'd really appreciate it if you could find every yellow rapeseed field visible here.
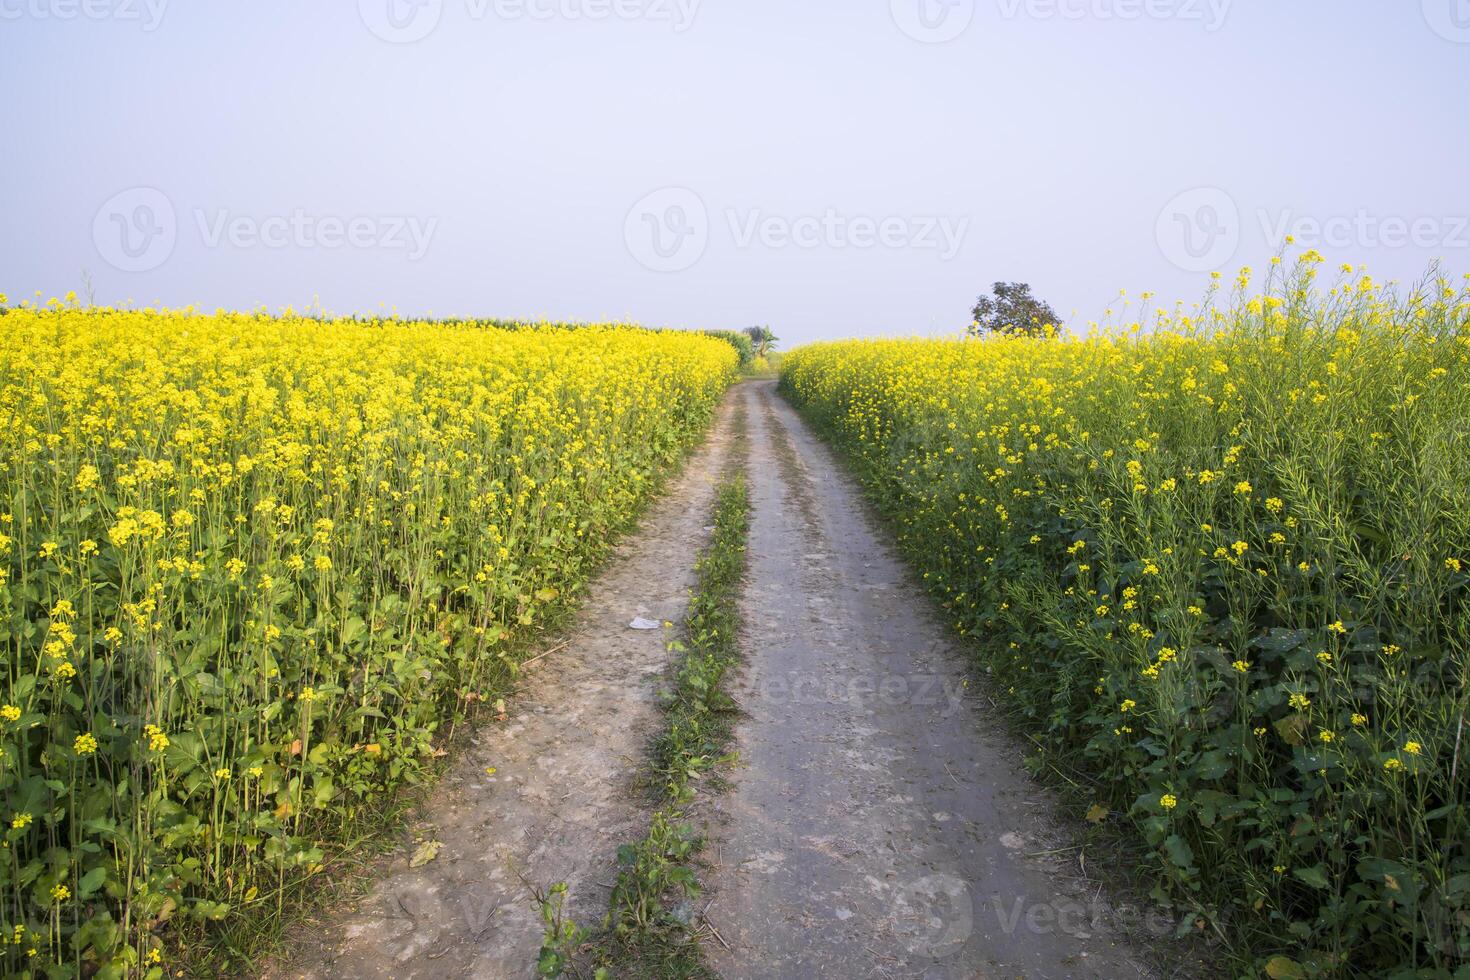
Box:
[782,257,1470,974]
[0,304,734,977]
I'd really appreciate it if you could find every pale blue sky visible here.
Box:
[2,1,1466,343]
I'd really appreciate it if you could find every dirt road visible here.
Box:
[270,381,1161,979]
[702,382,1156,979]
[267,394,742,980]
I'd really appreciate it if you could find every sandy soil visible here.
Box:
[701,382,1158,980]
[263,392,742,980]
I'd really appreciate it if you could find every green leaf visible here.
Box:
[1292,865,1331,890]
[341,616,366,646]
[1193,750,1232,780]
[1163,834,1194,869]
[311,777,337,809]
[78,865,108,898]
[1255,629,1309,653]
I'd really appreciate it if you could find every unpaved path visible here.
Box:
[266,393,742,980]
[703,382,1157,979]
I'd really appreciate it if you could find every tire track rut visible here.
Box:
[266,392,744,980]
[703,382,1157,980]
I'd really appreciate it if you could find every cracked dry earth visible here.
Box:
[264,394,742,980]
[700,382,1157,980]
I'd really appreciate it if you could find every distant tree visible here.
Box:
[744,325,779,357]
[968,282,1061,336]
[705,329,754,366]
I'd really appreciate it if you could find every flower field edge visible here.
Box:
[0,307,737,978]
[779,259,1470,977]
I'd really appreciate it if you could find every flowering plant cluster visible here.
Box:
[0,304,735,977]
[782,257,1470,975]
